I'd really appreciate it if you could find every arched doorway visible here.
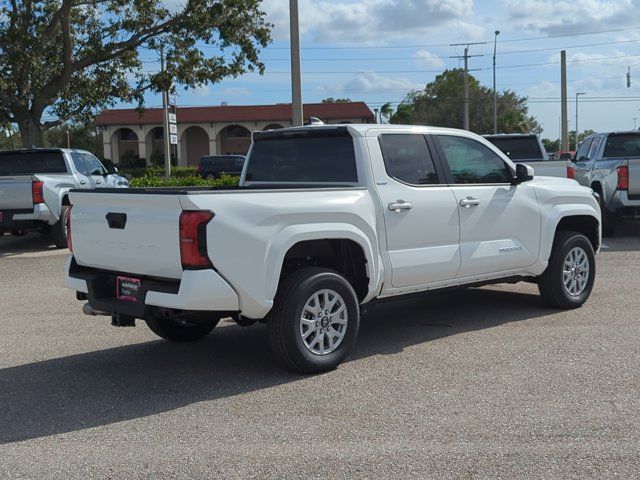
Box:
[145,127,164,166]
[181,126,210,166]
[217,125,251,155]
[263,123,284,131]
[110,128,139,164]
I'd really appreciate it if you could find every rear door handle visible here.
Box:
[459,197,480,208]
[388,201,414,212]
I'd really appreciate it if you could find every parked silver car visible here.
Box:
[572,131,640,236]
[0,148,129,247]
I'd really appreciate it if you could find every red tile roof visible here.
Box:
[95,102,374,126]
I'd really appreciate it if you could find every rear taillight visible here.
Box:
[32,180,44,204]
[179,211,214,269]
[567,165,575,179]
[618,166,629,190]
[66,206,73,252]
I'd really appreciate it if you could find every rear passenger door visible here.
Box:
[433,134,541,278]
[70,152,94,189]
[370,133,461,289]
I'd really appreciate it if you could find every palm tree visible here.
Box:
[379,102,394,124]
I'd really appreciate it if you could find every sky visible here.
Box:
[134,0,640,140]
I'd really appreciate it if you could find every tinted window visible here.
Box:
[438,135,513,184]
[0,151,67,175]
[246,133,357,183]
[379,134,439,185]
[575,139,593,161]
[485,136,544,161]
[603,134,640,158]
[588,137,601,159]
[82,154,106,175]
[71,152,89,174]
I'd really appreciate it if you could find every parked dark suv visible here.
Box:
[197,155,246,179]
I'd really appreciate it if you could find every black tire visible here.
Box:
[145,315,219,342]
[268,267,360,374]
[598,194,616,237]
[538,231,596,309]
[51,205,69,248]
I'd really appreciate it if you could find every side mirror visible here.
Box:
[514,163,534,184]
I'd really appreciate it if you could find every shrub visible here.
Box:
[130,173,239,188]
[119,166,198,179]
[119,150,146,169]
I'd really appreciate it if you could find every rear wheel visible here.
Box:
[145,315,219,342]
[51,205,69,248]
[598,194,616,237]
[268,267,360,374]
[538,231,596,309]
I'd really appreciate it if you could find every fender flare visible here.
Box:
[539,204,601,264]
[264,223,383,304]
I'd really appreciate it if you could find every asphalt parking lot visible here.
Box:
[1,225,639,479]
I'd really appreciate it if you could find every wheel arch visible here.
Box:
[265,224,382,306]
[540,207,601,266]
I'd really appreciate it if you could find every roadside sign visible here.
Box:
[168,113,177,124]
[170,134,178,145]
[169,124,177,134]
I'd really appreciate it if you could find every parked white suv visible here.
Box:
[66,125,601,373]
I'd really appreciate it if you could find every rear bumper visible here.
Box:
[0,204,55,232]
[65,256,240,318]
[609,190,640,217]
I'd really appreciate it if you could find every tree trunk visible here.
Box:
[18,117,45,148]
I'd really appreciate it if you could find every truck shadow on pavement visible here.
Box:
[0,233,63,257]
[0,287,557,444]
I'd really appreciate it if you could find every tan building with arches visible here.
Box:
[94,102,375,166]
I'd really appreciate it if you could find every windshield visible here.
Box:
[486,137,544,161]
[603,134,640,158]
[0,151,67,175]
[245,131,357,183]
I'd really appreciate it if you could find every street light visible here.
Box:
[493,30,500,134]
[575,92,586,149]
[634,117,637,130]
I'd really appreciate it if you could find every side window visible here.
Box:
[575,138,592,162]
[379,134,440,185]
[83,154,106,175]
[235,157,245,167]
[587,137,601,160]
[71,152,89,175]
[437,135,513,184]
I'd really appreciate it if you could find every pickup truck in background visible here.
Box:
[66,125,600,373]
[0,148,129,247]
[572,131,640,236]
[484,133,571,178]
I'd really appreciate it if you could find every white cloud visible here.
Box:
[414,50,445,69]
[261,0,476,44]
[344,71,422,93]
[505,0,640,35]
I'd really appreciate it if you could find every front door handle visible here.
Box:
[459,197,480,208]
[388,201,414,212]
[79,180,86,185]
[96,180,102,185]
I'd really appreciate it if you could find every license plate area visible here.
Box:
[117,276,141,302]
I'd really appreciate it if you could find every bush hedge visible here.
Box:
[130,173,240,188]
[120,166,198,179]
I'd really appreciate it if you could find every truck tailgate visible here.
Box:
[0,176,33,210]
[70,191,185,279]
[628,158,640,197]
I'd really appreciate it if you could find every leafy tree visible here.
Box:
[44,123,102,156]
[542,138,560,153]
[390,69,540,134]
[379,102,394,123]
[0,0,271,147]
[321,98,352,104]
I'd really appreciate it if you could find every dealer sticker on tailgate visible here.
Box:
[117,276,141,302]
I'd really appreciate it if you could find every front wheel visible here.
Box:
[145,315,219,342]
[268,267,360,374]
[538,231,596,309]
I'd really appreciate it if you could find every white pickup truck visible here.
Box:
[66,125,601,373]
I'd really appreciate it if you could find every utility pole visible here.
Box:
[289,0,303,126]
[560,50,569,152]
[575,91,586,149]
[160,44,171,179]
[493,30,500,134]
[450,42,485,131]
